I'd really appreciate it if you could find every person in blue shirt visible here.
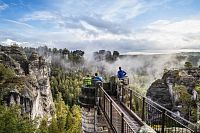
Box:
[94,73,103,82]
[117,67,127,80]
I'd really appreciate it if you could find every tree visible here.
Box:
[66,105,82,133]
[73,50,84,56]
[37,118,48,133]
[49,117,59,133]
[55,93,68,133]
[184,61,192,68]
[0,105,35,133]
[62,48,69,55]
[52,48,58,54]
[0,63,15,82]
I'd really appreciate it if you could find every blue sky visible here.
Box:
[0,0,200,52]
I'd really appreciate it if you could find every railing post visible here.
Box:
[130,89,133,110]
[194,126,198,133]
[121,113,124,133]
[103,94,105,113]
[110,100,112,125]
[122,87,124,103]
[142,97,145,121]
[161,109,166,133]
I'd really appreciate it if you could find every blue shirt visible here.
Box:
[94,76,103,82]
[117,70,126,79]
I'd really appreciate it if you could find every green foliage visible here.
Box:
[37,118,48,133]
[48,117,59,133]
[55,93,68,133]
[0,63,15,82]
[49,53,83,132]
[195,84,200,100]
[50,67,83,106]
[184,61,192,68]
[66,105,82,133]
[131,75,150,95]
[174,85,198,121]
[174,85,192,105]
[62,48,69,55]
[68,52,83,64]
[47,93,82,133]
[52,48,58,54]
[0,63,17,101]
[190,108,197,122]
[0,105,35,133]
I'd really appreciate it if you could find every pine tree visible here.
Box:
[55,93,68,133]
[37,118,48,133]
[0,105,35,133]
[48,117,59,133]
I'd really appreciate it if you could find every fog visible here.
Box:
[86,54,188,92]
[47,50,193,94]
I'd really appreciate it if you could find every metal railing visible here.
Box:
[121,87,198,133]
[98,86,137,133]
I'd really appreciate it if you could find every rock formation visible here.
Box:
[147,66,200,122]
[0,45,55,120]
[93,50,120,62]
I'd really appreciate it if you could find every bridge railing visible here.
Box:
[99,86,137,133]
[122,87,198,133]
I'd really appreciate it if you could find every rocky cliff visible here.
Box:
[147,66,200,122]
[0,45,55,120]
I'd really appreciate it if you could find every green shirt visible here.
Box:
[83,77,92,86]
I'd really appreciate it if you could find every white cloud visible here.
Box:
[2,19,34,29]
[103,0,146,21]
[1,39,30,46]
[80,21,101,33]
[134,18,200,49]
[147,19,200,34]
[0,2,8,11]
[21,11,58,21]
[1,39,18,46]
[2,18,200,52]
[102,0,171,21]
[1,0,200,52]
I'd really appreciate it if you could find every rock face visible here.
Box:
[147,68,200,122]
[0,45,55,120]
[147,79,173,109]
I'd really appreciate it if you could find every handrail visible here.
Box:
[96,81,198,133]
[122,87,198,132]
[131,88,196,127]
[165,114,194,131]
[99,86,142,133]
[101,88,142,124]
[123,116,137,132]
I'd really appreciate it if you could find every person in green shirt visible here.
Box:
[83,74,92,86]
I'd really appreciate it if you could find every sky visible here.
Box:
[0,0,200,53]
